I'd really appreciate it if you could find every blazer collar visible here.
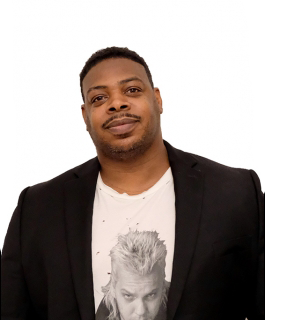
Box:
[164,141,204,320]
[64,142,204,320]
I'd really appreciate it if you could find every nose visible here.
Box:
[134,299,147,317]
[107,93,131,114]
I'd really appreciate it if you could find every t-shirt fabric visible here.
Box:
[91,167,176,313]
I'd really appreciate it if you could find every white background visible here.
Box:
[0,0,287,318]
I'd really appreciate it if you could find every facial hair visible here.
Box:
[87,111,160,162]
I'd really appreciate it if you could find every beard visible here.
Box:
[88,117,160,162]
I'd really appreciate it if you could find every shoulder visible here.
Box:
[165,141,262,197]
[165,140,256,179]
[193,153,260,199]
[23,157,99,199]
[190,152,253,181]
[95,299,110,320]
[166,142,264,239]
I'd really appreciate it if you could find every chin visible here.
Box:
[97,133,155,161]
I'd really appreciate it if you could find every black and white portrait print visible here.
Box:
[95,230,170,320]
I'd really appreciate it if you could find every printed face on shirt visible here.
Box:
[114,263,164,320]
[81,58,163,161]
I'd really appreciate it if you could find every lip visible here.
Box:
[105,118,139,135]
[106,118,139,128]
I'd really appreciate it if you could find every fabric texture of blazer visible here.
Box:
[1,141,264,319]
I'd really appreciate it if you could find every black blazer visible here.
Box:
[1,141,264,320]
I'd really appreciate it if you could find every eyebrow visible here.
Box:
[145,289,158,296]
[118,77,144,85]
[121,288,134,295]
[86,77,144,99]
[120,288,158,296]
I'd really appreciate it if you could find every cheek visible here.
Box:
[147,296,162,315]
[117,299,134,317]
[115,293,131,311]
[90,112,102,128]
[89,116,106,137]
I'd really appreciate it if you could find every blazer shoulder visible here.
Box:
[25,157,98,196]
[173,144,249,174]
[187,152,263,199]
[170,142,262,193]
[191,152,248,174]
[165,141,260,186]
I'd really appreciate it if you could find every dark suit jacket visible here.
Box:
[1,141,264,319]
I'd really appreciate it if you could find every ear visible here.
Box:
[81,104,89,131]
[154,88,163,114]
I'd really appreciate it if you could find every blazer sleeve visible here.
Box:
[249,170,265,319]
[1,187,32,319]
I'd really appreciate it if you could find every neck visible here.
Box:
[97,138,170,195]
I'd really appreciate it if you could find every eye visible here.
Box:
[91,95,107,104]
[126,87,141,94]
[123,294,134,301]
[146,293,156,300]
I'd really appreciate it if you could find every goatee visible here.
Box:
[95,132,155,161]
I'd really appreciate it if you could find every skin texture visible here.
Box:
[81,58,170,195]
[114,265,164,320]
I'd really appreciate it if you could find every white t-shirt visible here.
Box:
[91,167,176,312]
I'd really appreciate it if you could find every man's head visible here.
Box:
[80,47,154,101]
[80,47,163,161]
[102,230,169,320]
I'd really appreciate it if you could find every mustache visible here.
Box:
[102,113,141,128]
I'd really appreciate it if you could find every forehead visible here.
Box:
[115,264,163,287]
[82,58,150,93]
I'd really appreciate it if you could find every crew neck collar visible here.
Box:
[97,167,172,200]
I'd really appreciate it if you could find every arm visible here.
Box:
[1,187,32,319]
[249,170,265,319]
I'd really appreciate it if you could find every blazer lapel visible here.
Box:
[64,158,100,320]
[164,141,204,320]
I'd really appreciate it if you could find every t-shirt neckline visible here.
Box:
[97,167,172,200]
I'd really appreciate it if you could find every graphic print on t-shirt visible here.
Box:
[92,168,175,320]
[95,230,169,320]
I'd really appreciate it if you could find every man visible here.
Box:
[1,47,264,320]
[96,230,170,320]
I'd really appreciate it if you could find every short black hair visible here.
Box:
[79,46,154,101]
